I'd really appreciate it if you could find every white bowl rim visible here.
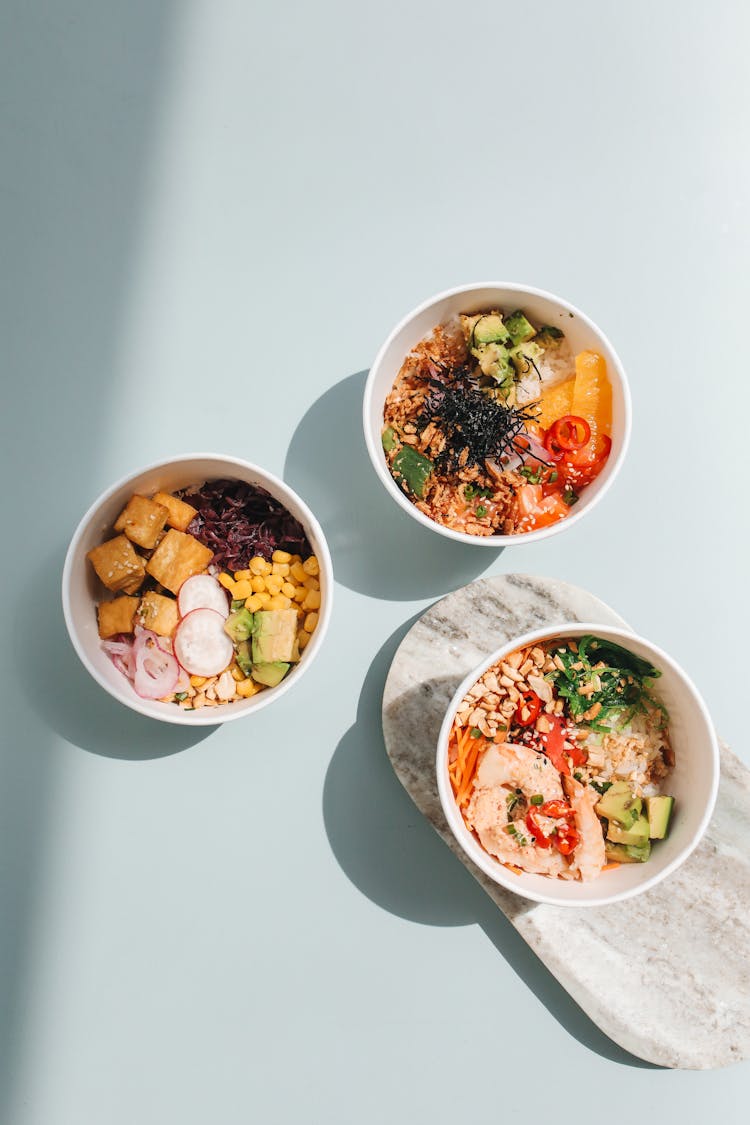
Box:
[436,621,720,907]
[363,280,633,546]
[61,452,334,726]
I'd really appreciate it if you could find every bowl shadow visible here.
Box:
[322,618,662,1068]
[283,371,502,600]
[14,548,217,760]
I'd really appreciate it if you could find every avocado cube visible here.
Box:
[114,494,169,550]
[595,781,642,827]
[646,795,674,840]
[472,313,510,346]
[607,814,650,847]
[604,840,651,864]
[252,609,299,664]
[251,661,290,688]
[505,310,537,346]
[224,608,256,643]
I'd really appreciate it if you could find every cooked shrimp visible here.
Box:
[465,743,569,876]
[562,775,606,881]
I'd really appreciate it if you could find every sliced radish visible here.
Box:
[173,608,234,677]
[133,627,180,699]
[178,574,230,619]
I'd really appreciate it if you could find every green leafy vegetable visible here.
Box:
[392,447,433,498]
[548,634,667,732]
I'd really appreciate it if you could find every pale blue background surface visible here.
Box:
[2,1,749,1121]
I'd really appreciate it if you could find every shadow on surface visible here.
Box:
[16,548,216,760]
[0,3,176,1117]
[283,371,502,600]
[323,620,662,1069]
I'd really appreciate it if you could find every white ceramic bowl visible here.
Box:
[363,282,631,545]
[62,454,333,725]
[436,623,719,907]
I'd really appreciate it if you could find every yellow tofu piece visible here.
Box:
[152,491,198,533]
[136,591,179,637]
[145,529,213,594]
[97,596,139,638]
[87,535,146,594]
[114,495,169,550]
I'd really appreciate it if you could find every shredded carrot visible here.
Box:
[502,863,522,876]
[601,862,621,872]
[456,741,481,805]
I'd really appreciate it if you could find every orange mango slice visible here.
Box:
[572,351,612,436]
[537,377,575,430]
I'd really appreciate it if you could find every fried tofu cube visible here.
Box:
[97,596,139,638]
[136,591,179,637]
[114,494,169,550]
[152,491,198,533]
[145,529,213,594]
[87,535,146,594]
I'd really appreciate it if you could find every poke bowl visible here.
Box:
[363,283,631,545]
[62,454,333,725]
[436,623,719,906]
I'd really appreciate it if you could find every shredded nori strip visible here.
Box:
[178,479,311,570]
[417,373,540,473]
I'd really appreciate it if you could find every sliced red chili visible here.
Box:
[548,415,591,452]
[554,825,580,856]
[567,742,588,767]
[525,809,552,848]
[514,690,541,728]
[539,799,575,820]
[539,714,570,775]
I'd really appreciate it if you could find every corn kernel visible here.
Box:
[290,554,302,565]
[251,575,266,593]
[303,575,320,591]
[234,569,251,582]
[250,556,272,575]
[190,675,207,687]
[232,579,253,600]
[303,589,321,611]
[267,594,292,611]
[236,678,260,698]
[218,573,235,592]
[298,630,311,651]
[244,594,264,612]
[290,561,306,584]
[256,591,271,607]
[293,585,307,602]
[271,561,290,577]
[230,663,245,682]
[281,581,297,598]
[303,611,319,633]
[272,549,292,564]
[302,556,319,576]
[265,575,283,594]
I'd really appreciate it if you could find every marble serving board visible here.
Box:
[382,574,750,1069]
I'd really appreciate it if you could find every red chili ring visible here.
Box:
[547,415,591,453]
